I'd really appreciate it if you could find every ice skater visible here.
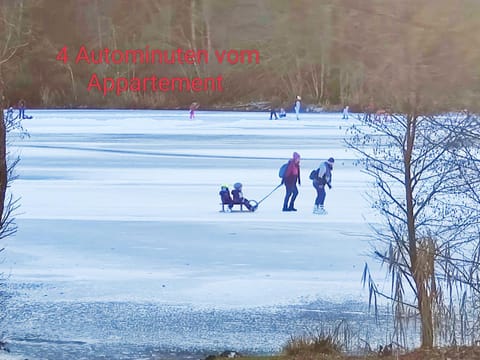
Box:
[312,157,334,215]
[342,105,349,119]
[189,102,199,119]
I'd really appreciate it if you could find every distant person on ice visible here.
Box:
[342,105,349,119]
[189,102,199,119]
[269,107,278,120]
[18,99,32,119]
[294,96,301,120]
[281,152,301,211]
[232,182,256,211]
[279,108,286,118]
[312,157,334,215]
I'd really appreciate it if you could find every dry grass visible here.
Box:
[283,333,343,357]
[236,345,480,360]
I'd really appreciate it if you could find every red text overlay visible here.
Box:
[56,45,260,95]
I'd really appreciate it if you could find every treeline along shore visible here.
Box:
[1,1,479,112]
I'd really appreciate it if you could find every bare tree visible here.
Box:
[341,1,480,348]
[347,112,480,349]
[0,0,30,241]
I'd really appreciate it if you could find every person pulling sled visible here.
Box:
[281,152,301,211]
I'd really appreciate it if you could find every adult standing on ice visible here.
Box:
[189,102,199,119]
[294,96,301,120]
[312,157,334,215]
[282,152,301,211]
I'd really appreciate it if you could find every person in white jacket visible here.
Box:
[294,96,301,120]
[312,157,334,214]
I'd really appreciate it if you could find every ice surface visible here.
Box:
[1,110,397,359]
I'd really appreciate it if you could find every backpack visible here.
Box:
[278,162,289,178]
[309,168,319,180]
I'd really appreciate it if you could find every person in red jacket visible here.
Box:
[282,152,301,211]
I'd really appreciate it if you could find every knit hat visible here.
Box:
[293,152,301,161]
[327,157,335,164]
[234,182,242,190]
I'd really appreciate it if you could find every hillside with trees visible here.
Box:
[1,0,479,111]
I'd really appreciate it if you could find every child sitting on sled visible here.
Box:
[232,182,257,212]
[219,184,234,211]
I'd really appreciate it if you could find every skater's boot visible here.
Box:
[313,205,319,214]
[317,205,327,215]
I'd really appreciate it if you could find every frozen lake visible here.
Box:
[0,110,393,359]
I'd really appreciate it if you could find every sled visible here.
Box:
[219,184,282,213]
[219,199,258,213]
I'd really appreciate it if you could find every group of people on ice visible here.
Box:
[280,152,334,214]
[270,96,351,121]
[219,182,258,212]
[269,96,302,120]
[5,99,33,121]
[190,95,351,122]
[220,152,334,215]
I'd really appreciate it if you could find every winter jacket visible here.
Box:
[219,188,233,204]
[231,189,245,203]
[284,159,301,186]
[315,161,332,186]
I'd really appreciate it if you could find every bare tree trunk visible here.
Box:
[417,279,434,348]
[16,0,24,38]
[309,64,319,101]
[190,0,196,50]
[66,63,77,102]
[95,0,103,48]
[404,115,434,349]
[405,114,417,269]
[417,237,436,349]
[202,0,212,76]
[0,71,6,219]
[320,59,325,101]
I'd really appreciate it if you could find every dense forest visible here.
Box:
[0,0,479,111]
